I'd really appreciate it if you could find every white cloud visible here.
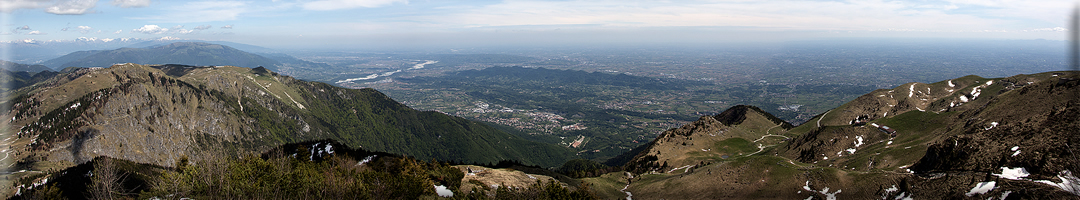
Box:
[45,0,97,15]
[302,0,406,11]
[412,0,1070,33]
[16,25,30,30]
[171,25,183,29]
[111,0,149,8]
[1027,27,1068,32]
[173,28,194,34]
[0,0,51,13]
[26,30,45,35]
[113,30,122,34]
[134,1,247,23]
[61,25,93,33]
[77,25,91,33]
[194,25,212,30]
[132,25,168,34]
[221,25,232,29]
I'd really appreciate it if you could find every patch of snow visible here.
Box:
[69,102,80,109]
[887,141,893,146]
[823,156,828,160]
[846,148,856,154]
[971,87,982,99]
[1033,170,1080,195]
[986,80,993,86]
[357,155,376,166]
[948,80,955,87]
[994,167,1030,180]
[965,181,996,197]
[894,192,913,200]
[434,185,453,197]
[1011,146,1021,157]
[802,181,841,200]
[622,184,633,200]
[886,185,898,192]
[1011,146,1019,151]
[310,144,319,161]
[527,174,536,179]
[960,95,969,102]
[985,122,998,130]
[908,84,915,98]
[1000,191,1012,200]
[325,144,334,155]
[854,135,865,147]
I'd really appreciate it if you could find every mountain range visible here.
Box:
[2,62,570,171]
[598,71,1079,199]
[40,42,281,70]
[2,42,1078,199]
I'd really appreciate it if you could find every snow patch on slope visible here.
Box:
[965,181,996,197]
[1034,170,1080,195]
[854,136,864,147]
[802,181,841,200]
[985,122,998,130]
[908,84,915,98]
[994,167,1030,180]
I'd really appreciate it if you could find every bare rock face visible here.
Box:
[8,64,269,167]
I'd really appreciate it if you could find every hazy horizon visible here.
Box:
[1,0,1073,49]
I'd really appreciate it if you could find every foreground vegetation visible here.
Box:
[11,142,597,200]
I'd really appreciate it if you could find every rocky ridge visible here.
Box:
[610,71,1079,199]
[1,63,570,175]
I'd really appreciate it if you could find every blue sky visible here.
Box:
[0,0,1074,49]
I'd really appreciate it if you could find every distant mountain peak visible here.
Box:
[713,105,794,128]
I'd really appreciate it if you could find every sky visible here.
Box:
[0,0,1074,49]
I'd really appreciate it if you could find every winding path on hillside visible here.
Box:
[622,172,634,200]
[764,124,782,135]
[753,135,790,143]
[755,124,791,143]
[817,110,832,128]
